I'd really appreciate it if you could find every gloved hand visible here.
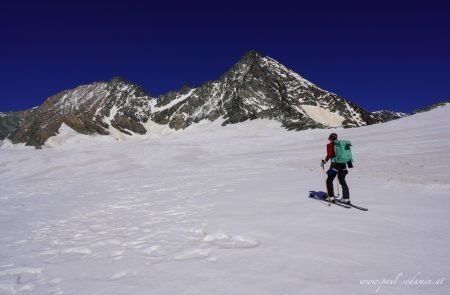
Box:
[321,159,326,167]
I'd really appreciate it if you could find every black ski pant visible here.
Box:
[326,164,350,199]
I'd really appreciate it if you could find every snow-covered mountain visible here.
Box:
[1,78,154,147]
[370,110,409,123]
[1,51,389,147]
[152,51,376,131]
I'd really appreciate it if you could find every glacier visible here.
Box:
[0,103,449,294]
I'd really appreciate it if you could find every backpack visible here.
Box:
[332,140,353,164]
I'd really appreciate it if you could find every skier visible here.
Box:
[321,133,352,203]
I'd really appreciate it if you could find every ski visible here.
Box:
[335,200,368,211]
[308,194,351,208]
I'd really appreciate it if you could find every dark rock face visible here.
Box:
[0,110,29,140]
[0,51,398,148]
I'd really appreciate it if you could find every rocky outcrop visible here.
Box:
[370,110,409,123]
[0,110,29,140]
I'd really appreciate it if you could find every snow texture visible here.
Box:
[1,104,449,294]
[151,89,196,113]
[301,105,345,127]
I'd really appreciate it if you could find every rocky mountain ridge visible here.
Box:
[370,110,409,123]
[0,51,407,148]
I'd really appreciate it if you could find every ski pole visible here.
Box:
[322,165,331,207]
[336,177,340,198]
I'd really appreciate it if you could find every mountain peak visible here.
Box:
[238,50,263,64]
[108,76,129,85]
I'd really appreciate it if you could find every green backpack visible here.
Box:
[332,140,353,164]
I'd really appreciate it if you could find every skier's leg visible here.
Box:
[338,169,350,199]
[326,168,337,197]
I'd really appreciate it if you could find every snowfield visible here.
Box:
[1,105,449,295]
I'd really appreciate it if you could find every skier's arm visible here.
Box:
[324,143,333,162]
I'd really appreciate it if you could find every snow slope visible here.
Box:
[0,105,449,294]
[301,105,345,127]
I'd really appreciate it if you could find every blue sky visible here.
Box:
[1,0,449,113]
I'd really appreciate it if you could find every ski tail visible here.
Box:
[336,199,368,211]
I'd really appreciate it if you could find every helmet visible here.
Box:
[328,133,338,141]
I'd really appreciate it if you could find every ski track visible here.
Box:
[0,140,262,294]
[1,106,450,294]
